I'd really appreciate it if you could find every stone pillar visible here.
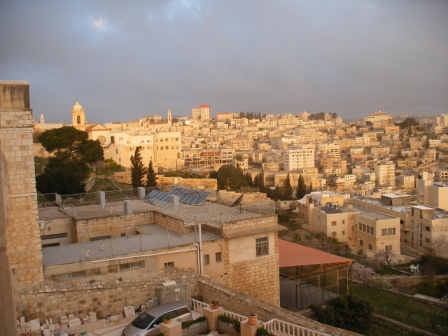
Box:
[0,81,44,286]
[202,306,223,331]
[160,320,182,336]
[241,319,262,336]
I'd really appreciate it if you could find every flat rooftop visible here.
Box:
[352,205,396,220]
[42,224,220,267]
[40,198,272,228]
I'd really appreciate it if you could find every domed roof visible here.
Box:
[72,99,83,111]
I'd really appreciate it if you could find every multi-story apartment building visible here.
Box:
[435,169,448,182]
[374,162,395,186]
[364,110,393,128]
[294,128,315,143]
[420,148,437,164]
[182,148,234,170]
[426,183,448,210]
[263,170,319,191]
[317,142,341,157]
[306,193,400,254]
[192,104,211,120]
[283,146,315,171]
[396,175,415,189]
[216,112,239,122]
[154,131,182,170]
[231,138,254,150]
[409,205,448,257]
[371,147,390,158]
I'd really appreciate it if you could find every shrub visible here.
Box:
[311,295,373,334]
[218,314,241,332]
[256,327,273,336]
[182,316,207,329]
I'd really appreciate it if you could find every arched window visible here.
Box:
[77,115,81,124]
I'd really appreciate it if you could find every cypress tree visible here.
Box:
[297,174,307,199]
[145,160,157,187]
[283,173,293,199]
[130,146,146,188]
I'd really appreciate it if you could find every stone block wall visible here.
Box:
[16,269,201,322]
[76,211,155,242]
[0,81,44,285]
[154,212,185,234]
[0,142,17,336]
[225,249,280,306]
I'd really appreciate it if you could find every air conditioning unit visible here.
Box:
[38,220,45,230]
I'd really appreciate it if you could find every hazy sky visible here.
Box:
[1,0,447,124]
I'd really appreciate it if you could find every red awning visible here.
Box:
[279,239,354,268]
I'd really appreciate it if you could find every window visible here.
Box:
[331,232,337,237]
[120,261,143,270]
[425,238,430,243]
[342,231,345,235]
[368,244,373,250]
[90,235,111,241]
[42,233,68,240]
[56,270,86,281]
[360,240,364,246]
[203,254,210,265]
[425,226,430,232]
[256,237,269,257]
[381,228,396,236]
[331,221,337,226]
[164,262,174,268]
[370,227,374,235]
[215,252,222,263]
[342,220,345,224]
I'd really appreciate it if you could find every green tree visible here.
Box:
[38,126,87,153]
[266,185,284,201]
[296,174,307,199]
[311,295,373,334]
[245,172,253,187]
[398,117,419,129]
[36,152,90,194]
[77,140,104,164]
[36,126,104,194]
[217,164,245,190]
[283,173,293,200]
[130,146,146,188]
[145,160,157,187]
[258,169,265,191]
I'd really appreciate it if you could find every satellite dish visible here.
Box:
[231,193,244,207]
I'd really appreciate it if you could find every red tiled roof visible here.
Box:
[279,239,354,268]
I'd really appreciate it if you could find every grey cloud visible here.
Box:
[0,0,447,123]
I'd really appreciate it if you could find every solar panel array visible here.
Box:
[144,187,210,206]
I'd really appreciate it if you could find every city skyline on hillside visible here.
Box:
[1,0,447,124]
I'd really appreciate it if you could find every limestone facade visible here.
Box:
[0,81,44,285]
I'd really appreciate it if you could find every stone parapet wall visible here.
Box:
[154,212,185,234]
[76,211,155,242]
[16,269,201,322]
[199,279,360,336]
[223,215,278,233]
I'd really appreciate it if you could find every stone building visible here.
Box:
[0,81,44,335]
[0,82,287,334]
